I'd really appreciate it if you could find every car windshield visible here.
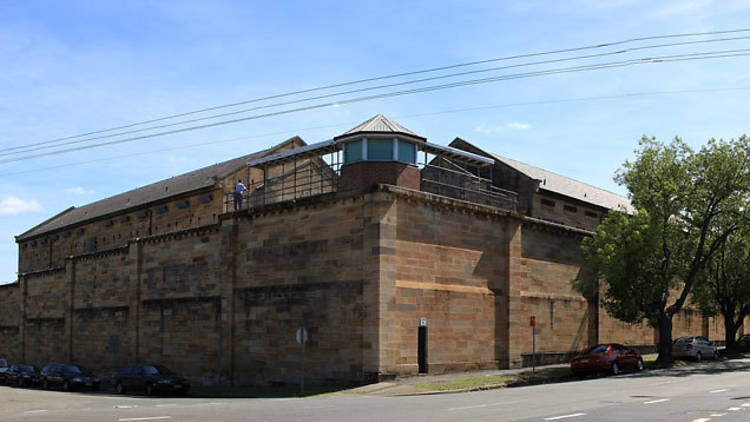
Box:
[20,365,35,372]
[65,365,93,375]
[0,359,7,367]
[674,337,694,344]
[153,365,175,376]
[583,345,608,354]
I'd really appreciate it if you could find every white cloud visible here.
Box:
[0,196,42,215]
[475,122,532,134]
[505,122,532,130]
[65,186,95,195]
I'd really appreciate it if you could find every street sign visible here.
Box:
[296,327,308,345]
[530,315,536,327]
[419,317,427,327]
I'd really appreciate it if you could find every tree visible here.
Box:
[576,135,750,364]
[692,228,750,350]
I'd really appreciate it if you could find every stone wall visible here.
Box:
[4,184,735,386]
[386,192,511,374]
[0,282,20,362]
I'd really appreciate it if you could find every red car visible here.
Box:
[570,344,644,376]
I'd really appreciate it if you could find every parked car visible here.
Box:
[0,359,9,384]
[6,364,40,387]
[570,344,644,376]
[737,334,750,351]
[112,364,190,396]
[40,363,101,391]
[672,336,718,361]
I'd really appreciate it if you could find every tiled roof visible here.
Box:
[337,114,424,139]
[492,154,635,213]
[16,137,304,240]
[450,138,635,213]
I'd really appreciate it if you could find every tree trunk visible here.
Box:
[724,314,739,351]
[655,312,674,364]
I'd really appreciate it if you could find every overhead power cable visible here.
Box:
[1,85,749,177]
[1,47,749,165]
[4,34,750,158]
[2,27,750,154]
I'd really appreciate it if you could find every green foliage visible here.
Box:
[576,135,750,336]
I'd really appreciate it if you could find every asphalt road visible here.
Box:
[3,358,750,422]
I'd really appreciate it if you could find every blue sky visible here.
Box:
[1,0,750,283]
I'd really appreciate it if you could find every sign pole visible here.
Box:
[301,332,305,396]
[530,315,536,377]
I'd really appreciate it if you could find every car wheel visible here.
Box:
[611,362,620,375]
[116,382,125,394]
[696,352,702,362]
[63,381,70,392]
[713,350,719,360]
[146,383,153,396]
[636,358,644,372]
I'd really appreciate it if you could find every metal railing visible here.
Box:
[420,161,518,212]
[225,154,518,213]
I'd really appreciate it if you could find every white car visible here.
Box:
[672,336,719,361]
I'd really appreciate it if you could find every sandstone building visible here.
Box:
[0,115,725,386]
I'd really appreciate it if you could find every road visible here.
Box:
[2,358,750,422]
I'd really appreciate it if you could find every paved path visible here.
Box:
[2,358,749,421]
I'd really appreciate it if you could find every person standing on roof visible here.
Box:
[234,179,247,211]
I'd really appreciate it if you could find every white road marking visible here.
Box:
[728,407,741,411]
[193,402,224,406]
[447,404,488,411]
[649,379,687,386]
[486,400,527,407]
[742,403,750,407]
[155,404,177,408]
[23,410,48,414]
[710,389,728,393]
[691,419,711,422]
[544,413,587,421]
[710,413,727,417]
[118,417,172,422]
[644,398,670,404]
[114,405,136,409]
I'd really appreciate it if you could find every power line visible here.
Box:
[2,85,749,178]
[5,34,750,158]
[1,48,749,165]
[3,27,750,154]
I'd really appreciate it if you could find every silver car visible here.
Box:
[672,336,719,361]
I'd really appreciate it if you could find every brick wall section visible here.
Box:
[339,162,420,192]
[532,192,605,232]
[385,192,510,374]
[232,194,373,385]
[0,282,20,362]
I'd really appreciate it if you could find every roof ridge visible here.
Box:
[494,153,630,200]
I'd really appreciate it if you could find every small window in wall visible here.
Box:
[31,240,37,247]
[88,237,98,253]
[198,194,213,204]
[119,215,130,223]
[176,199,190,209]
[344,140,363,164]
[397,140,416,164]
[50,234,59,241]
[40,238,47,245]
[585,210,598,218]
[541,198,555,207]
[137,210,149,219]
[367,138,393,161]
[103,220,114,227]
[156,205,168,215]
[563,204,578,213]
[64,232,72,238]
[76,227,85,235]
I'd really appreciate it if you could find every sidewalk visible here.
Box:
[345,354,660,397]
